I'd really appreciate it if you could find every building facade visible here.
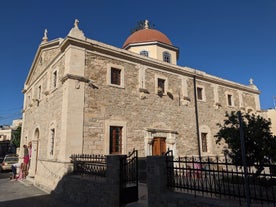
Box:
[0,119,22,156]
[261,108,276,136]
[20,20,260,191]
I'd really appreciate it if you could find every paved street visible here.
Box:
[0,172,78,207]
[0,172,147,207]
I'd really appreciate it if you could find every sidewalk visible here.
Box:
[0,173,78,207]
[18,176,35,187]
[2,172,149,207]
[21,177,149,207]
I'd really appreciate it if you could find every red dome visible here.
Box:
[123,29,172,48]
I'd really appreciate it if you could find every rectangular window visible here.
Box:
[110,126,122,154]
[53,71,57,88]
[163,51,171,63]
[158,78,165,94]
[111,68,121,85]
[50,128,55,155]
[197,87,203,100]
[227,94,233,106]
[201,133,208,152]
[38,85,42,99]
[27,95,31,106]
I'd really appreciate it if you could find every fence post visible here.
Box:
[147,156,168,207]
[106,155,125,207]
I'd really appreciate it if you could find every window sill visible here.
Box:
[108,84,125,89]
[197,99,206,103]
[157,92,166,97]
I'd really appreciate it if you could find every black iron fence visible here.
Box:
[70,154,107,177]
[166,150,276,206]
[120,149,139,205]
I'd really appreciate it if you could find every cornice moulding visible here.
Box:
[28,35,260,97]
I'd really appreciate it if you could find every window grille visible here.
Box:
[111,68,121,85]
[201,133,208,152]
[110,126,122,154]
[163,51,171,63]
[50,128,55,155]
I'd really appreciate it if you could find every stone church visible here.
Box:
[20,20,260,191]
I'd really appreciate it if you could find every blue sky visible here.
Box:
[0,0,275,125]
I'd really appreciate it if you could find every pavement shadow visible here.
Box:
[0,171,12,180]
[0,194,76,207]
[0,172,78,207]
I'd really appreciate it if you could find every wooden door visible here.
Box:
[152,137,166,156]
[110,126,122,154]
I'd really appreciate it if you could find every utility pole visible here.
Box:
[193,75,201,158]
[238,111,251,207]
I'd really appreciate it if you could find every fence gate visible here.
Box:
[120,149,138,205]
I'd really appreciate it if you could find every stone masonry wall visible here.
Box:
[83,52,258,157]
[22,54,66,190]
[22,55,65,160]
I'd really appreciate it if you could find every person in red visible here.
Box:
[28,142,32,170]
[23,144,29,164]
[22,144,29,177]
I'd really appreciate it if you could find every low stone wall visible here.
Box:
[53,155,122,207]
[34,159,73,193]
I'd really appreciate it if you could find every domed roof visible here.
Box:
[123,28,172,49]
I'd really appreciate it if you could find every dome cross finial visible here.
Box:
[144,19,149,29]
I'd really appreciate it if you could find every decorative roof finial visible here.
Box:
[41,29,48,44]
[67,19,85,40]
[249,78,254,85]
[249,78,258,90]
[74,19,79,29]
[144,19,149,29]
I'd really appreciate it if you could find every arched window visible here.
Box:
[163,51,171,63]
[140,50,149,57]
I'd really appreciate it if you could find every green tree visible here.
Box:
[11,125,21,147]
[215,111,276,176]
